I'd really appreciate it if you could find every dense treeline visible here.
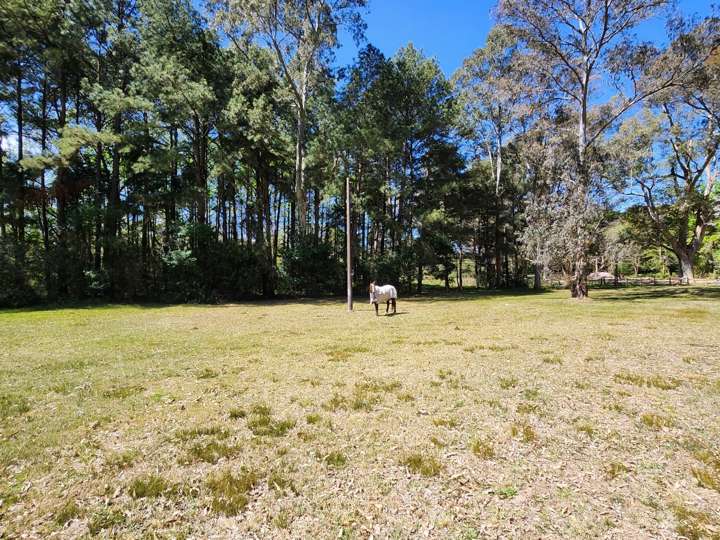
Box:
[0,0,718,306]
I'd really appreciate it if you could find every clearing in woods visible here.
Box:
[1,287,719,538]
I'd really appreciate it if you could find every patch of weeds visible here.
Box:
[682,356,696,364]
[322,392,348,412]
[603,401,624,413]
[432,417,458,428]
[206,468,259,516]
[522,388,540,400]
[129,475,170,499]
[397,392,415,402]
[250,404,271,416]
[517,402,539,414]
[88,508,125,534]
[55,500,82,525]
[267,471,297,494]
[614,372,681,390]
[605,461,630,479]
[574,380,591,390]
[49,381,73,395]
[229,408,246,419]
[273,510,291,529]
[691,467,720,493]
[248,416,295,437]
[355,379,402,393]
[105,449,138,469]
[471,438,495,459]
[175,425,230,442]
[400,453,443,477]
[575,420,595,438]
[499,376,518,390]
[181,441,241,464]
[350,387,381,412]
[584,354,602,362]
[196,368,218,379]
[296,431,316,442]
[0,394,31,419]
[102,384,145,399]
[640,413,674,430]
[692,448,720,471]
[437,369,454,380]
[429,436,446,448]
[306,413,321,424]
[326,346,369,362]
[495,486,518,499]
[671,502,720,540]
[318,450,347,468]
[543,355,563,365]
[510,422,537,443]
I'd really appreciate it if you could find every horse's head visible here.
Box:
[368,281,376,304]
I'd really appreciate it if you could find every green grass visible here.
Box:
[128,474,170,499]
[1,286,719,537]
[206,469,259,516]
[400,452,444,477]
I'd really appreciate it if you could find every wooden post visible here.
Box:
[346,175,353,312]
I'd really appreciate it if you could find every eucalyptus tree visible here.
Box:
[212,0,366,235]
[497,0,705,297]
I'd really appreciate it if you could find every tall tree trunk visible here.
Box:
[294,109,307,235]
[345,175,352,312]
[676,249,695,283]
[15,72,24,246]
[533,262,542,290]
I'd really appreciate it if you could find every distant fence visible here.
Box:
[546,276,692,288]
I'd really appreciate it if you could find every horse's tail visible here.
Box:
[391,285,398,299]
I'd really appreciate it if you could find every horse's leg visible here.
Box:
[374,302,379,316]
[392,298,396,313]
[386,300,390,314]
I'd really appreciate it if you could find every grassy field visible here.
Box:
[1,287,719,539]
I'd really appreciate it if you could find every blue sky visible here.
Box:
[336,0,715,77]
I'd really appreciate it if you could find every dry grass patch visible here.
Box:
[3,287,720,538]
[175,425,230,441]
[102,384,145,399]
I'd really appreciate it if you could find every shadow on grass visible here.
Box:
[592,286,720,302]
[7,285,715,315]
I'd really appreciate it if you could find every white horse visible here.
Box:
[369,281,397,316]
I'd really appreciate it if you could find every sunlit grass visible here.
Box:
[1,286,718,537]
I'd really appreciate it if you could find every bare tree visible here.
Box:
[498,0,705,297]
